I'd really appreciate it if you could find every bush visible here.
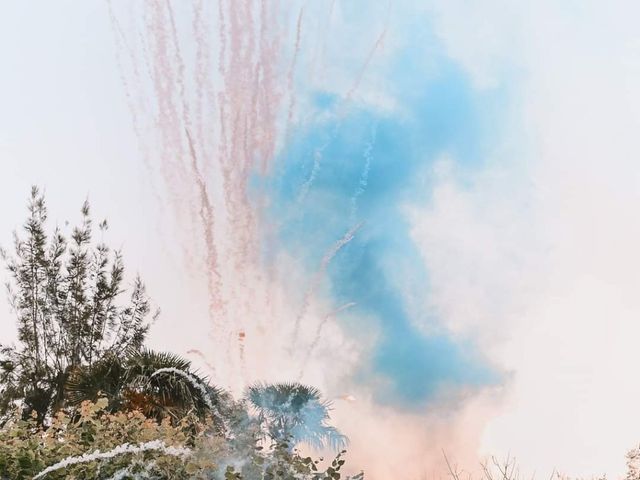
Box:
[0,399,211,479]
[0,399,363,480]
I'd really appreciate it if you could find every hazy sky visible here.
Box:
[3,2,640,479]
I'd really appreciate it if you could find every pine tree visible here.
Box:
[0,187,153,424]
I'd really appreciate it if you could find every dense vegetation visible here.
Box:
[0,189,362,479]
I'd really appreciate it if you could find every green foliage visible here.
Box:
[0,188,154,424]
[222,443,363,480]
[0,399,210,479]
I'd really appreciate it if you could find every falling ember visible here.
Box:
[337,394,357,403]
[237,329,247,379]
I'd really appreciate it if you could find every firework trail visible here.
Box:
[106,1,148,168]
[191,0,215,157]
[144,1,211,280]
[295,9,388,206]
[296,143,327,205]
[350,123,378,223]
[298,302,356,380]
[291,222,363,346]
[186,349,217,374]
[213,0,286,382]
[169,4,224,317]
[184,128,223,317]
[33,441,191,480]
[106,0,204,277]
[151,367,217,412]
[309,0,336,87]
[284,8,304,141]
[343,28,388,104]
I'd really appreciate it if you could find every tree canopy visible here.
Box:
[0,187,153,424]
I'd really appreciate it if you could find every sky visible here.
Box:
[2,1,640,479]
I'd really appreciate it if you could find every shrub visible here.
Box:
[0,399,363,479]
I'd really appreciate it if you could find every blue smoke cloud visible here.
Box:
[260,30,507,409]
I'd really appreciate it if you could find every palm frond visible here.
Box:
[65,354,126,407]
[245,382,346,451]
[65,348,222,423]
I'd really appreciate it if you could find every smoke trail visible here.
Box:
[295,9,388,207]
[284,8,304,141]
[151,367,216,412]
[186,349,217,373]
[298,302,357,380]
[309,0,337,88]
[213,0,285,382]
[145,1,207,277]
[105,1,168,215]
[296,144,327,205]
[291,222,363,345]
[107,1,211,280]
[105,1,148,170]
[343,2,391,104]
[191,0,214,158]
[105,460,157,480]
[350,123,377,223]
[33,441,191,480]
[184,128,224,317]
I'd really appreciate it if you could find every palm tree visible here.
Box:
[65,349,222,424]
[245,382,347,451]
